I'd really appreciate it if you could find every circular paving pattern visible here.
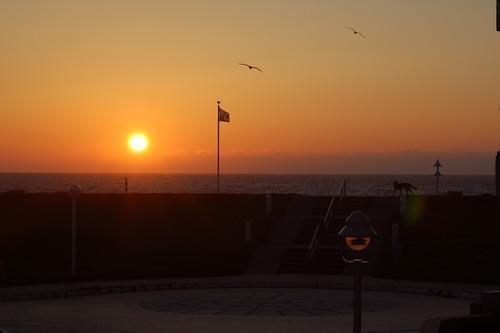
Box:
[140,288,395,316]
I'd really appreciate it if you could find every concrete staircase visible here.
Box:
[278,197,373,275]
[246,196,316,274]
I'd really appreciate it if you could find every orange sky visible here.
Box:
[0,1,499,174]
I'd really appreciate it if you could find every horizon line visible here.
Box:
[0,171,494,176]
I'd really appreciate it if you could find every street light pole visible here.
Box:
[338,211,377,333]
[353,263,362,333]
[497,0,499,31]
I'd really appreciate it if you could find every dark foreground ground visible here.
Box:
[0,274,479,333]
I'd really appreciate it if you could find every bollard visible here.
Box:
[244,222,252,244]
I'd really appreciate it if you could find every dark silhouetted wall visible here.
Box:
[497,151,500,197]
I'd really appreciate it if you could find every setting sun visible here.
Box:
[128,133,149,153]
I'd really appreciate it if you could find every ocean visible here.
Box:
[0,173,494,196]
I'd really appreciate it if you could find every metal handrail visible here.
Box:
[323,195,336,225]
[308,178,347,259]
[308,196,335,254]
[307,225,321,252]
[325,178,346,230]
[339,178,347,198]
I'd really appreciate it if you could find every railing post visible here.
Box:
[68,185,82,278]
[265,193,272,215]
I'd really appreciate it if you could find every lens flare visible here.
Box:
[404,196,425,225]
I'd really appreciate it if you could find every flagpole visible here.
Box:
[217,101,220,193]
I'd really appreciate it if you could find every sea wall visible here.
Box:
[0,193,295,285]
[1,193,499,286]
[377,195,500,284]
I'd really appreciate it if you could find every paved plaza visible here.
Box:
[0,283,472,333]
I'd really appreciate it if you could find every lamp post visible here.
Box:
[68,185,82,278]
[497,0,499,31]
[434,159,442,195]
[338,210,377,333]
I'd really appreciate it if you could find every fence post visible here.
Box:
[68,185,82,278]
[265,193,272,215]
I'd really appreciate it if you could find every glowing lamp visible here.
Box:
[338,211,377,252]
[345,236,371,251]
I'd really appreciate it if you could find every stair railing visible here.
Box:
[339,178,347,198]
[325,178,347,230]
[308,224,321,253]
[309,178,347,258]
[309,197,335,258]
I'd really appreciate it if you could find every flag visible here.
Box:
[218,105,230,123]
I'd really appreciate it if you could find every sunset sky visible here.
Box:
[0,0,499,174]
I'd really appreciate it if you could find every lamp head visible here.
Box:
[338,210,377,251]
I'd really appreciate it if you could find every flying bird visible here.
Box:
[238,63,263,72]
[346,27,366,39]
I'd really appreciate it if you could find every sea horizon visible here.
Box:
[0,171,495,176]
[0,173,494,196]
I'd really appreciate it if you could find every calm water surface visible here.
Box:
[0,173,494,196]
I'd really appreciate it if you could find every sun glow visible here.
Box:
[128,133,149,153]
